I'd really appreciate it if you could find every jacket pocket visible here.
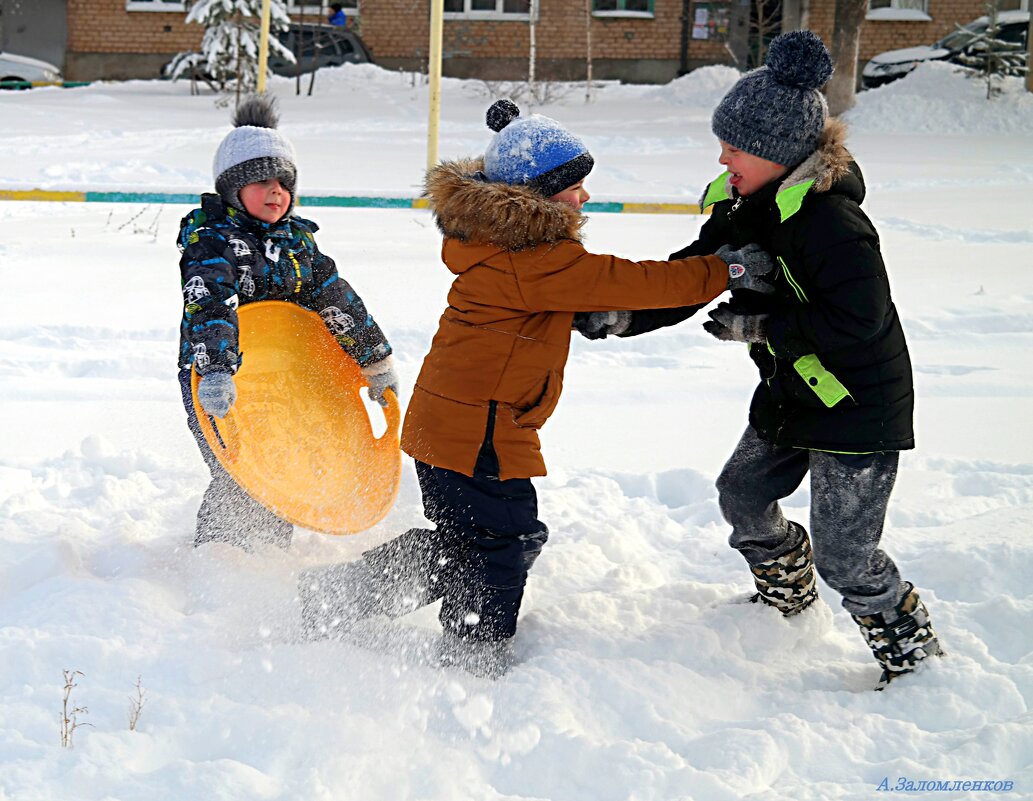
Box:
[512,370,562,429]
[793,354,852,408]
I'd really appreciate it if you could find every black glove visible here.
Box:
[715,243,776,294]
[197,371,236,417]
[702,302,769,344]
[572,310,632,340]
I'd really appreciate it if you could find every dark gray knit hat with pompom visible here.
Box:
[213,95,298,213]
[711,30,833,167]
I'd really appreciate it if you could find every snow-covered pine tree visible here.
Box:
[953,2,1029,99]
[184,0,295,100]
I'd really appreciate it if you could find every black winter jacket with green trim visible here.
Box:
[630,120,914,453]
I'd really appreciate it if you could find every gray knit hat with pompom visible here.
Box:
[711,30,833,167]
[213,95,297,213]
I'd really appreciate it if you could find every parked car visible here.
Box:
[268,23,373,77]
[0,51,62,88]
[862,10,1029,89]
[164,23,372,84]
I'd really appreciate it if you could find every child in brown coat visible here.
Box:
[298,100,774,677]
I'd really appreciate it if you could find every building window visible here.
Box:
[593,0,655,17]
[444,0,532,20]
[126,0,186,11]
[286,0,360,15]
[866,0,931,21]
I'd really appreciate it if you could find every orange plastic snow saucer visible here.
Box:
[191,301,401,534]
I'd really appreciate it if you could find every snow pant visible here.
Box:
[178,369,293,548]
[716,425,905,616]
[363,419,548,642]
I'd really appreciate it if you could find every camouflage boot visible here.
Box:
[749,524,819,616]
[853,583,942,690]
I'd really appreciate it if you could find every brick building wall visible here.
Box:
[364,0,730,83]
[63,0,1016,83]
[804,0,1005,62]
[802,0,834,43]
[855,1,999,61]
[66,0,200,80]
[362,0,427,61]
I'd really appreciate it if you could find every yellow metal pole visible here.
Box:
[1027,13,1033,94]
[257,0,273,94]
[427,0,444,171]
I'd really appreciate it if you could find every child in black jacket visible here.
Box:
[579,32,941,689]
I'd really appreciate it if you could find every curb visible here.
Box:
[0,189,706,215]
[0,80,91,90]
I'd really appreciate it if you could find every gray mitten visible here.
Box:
[573,310,632,341]
[362,356,399,407]
[703,302,769,344]
[197,371,237,418]
[716,243,776,294]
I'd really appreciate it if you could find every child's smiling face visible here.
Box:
[550,179,590,211]
[718,141,788,197]
[239,178,290,223]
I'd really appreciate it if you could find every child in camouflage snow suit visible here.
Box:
[177,96,397,550]
[297,100,777,678]
[578,31,941,689]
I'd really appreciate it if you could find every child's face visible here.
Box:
[550,180,590,212]
[239,178,290,223]
[718,141,788,197]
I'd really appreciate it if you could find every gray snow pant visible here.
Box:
[179,369,293,549]
[716,425,906,616]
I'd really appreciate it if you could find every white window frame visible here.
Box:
[866,0,931,22]
[443,0,532,22]
[592,0,655,19]
[126,0,186,11]
[287,1,361,14]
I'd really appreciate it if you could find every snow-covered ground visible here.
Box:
[1,61,1032,800]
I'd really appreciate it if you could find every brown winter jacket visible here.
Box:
[400,158,730,480]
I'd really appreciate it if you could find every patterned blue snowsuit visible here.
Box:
[177,194,392,546]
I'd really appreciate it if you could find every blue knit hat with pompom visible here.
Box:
[711,30,834,167]
[483,99,594,197]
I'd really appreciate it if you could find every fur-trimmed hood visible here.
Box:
[424,158,585,252]
[779,117,858,198]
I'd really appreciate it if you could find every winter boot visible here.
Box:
[195,475,293,551]
[297,560,381,639]
[436,630,514,680]
[853,582,942,690]
[363,528,462,618]
[749,523,819,616]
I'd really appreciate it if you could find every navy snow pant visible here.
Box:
[716,425,906,616]
[363,425,548,642]
[179,369,292,548]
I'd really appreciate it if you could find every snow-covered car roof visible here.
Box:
[970,10,1030,26]
[866,11,1028,69]
[867,45,950,66]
